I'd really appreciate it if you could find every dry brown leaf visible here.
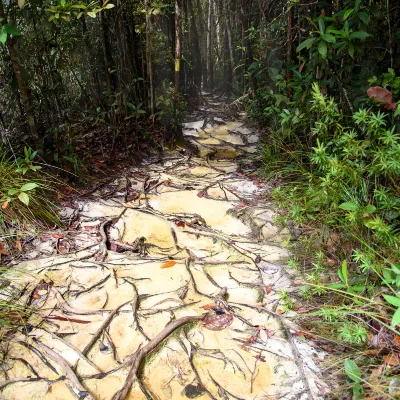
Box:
[383,353,400,366]
[394,335,400,345]
[52,233,63,239]
[203,313,234,331]
[265,284,273,294]
[202,302,217,310]
[15,239,22,251]
[2,201,8,210]
[160,260,177,269]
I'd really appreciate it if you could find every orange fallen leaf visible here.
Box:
[265,284,273,294]
[275,309,285,315]
[2,201,9,210]
[161,260,176,269]
[383,353,400,366]
[394,335,400,345]
[202,302,217,310]
[52,233,63,239]
[15,239,22,251]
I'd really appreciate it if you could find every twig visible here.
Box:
[112,315,204,400]
[82,300,131,356]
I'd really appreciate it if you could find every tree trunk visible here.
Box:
[188,0,202,89]
[286,0,294,100]
[145,0,155,114]
[207,0,214,91]
[196,0,208,90]
[0,0,39,143]
[175,0,182,97]
[99,0,116,93]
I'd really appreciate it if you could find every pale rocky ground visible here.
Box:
[0,97,329,399]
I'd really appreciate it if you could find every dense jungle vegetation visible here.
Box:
[1,0,400,397]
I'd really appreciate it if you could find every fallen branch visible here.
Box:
[82,300,131,356]
[33,339,95,400]
[112,315,204,400]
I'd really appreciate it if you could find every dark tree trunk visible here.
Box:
[0,0,39,143]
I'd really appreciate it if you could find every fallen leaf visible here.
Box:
[45,315,91,324]
[52,233,63,239]
[265,284,273,294]
[275,309,285,315]
[2,201,8,210]
[0,243,9,256]
[255,255,262,264]
[160,260,177,269]
[15,239,22,251]
[367,86,398,111]
[202,302,217,310]
[204,313,234,331]
[394,335,400,345]
[197,191,206,198]
[384,353,400,366]
[254,354,266,362]
[175,221,185,227]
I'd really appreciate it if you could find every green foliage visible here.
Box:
[0,147,59,238]
[344,359,364,399]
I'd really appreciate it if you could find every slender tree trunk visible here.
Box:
[175,0,182,96]
[145,0,155,114]
[207,0,214,91]
[188,0,202,89]
[225,0,234,76]
[286,0,294,100]
[99,0,116,92]
[196,0,207,89]
[0,0,39,143]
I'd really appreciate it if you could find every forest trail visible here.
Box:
[1,96,328,400]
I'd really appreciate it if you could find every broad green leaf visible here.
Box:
[350,31,370,40]
[18,192,29,206]
[348,43,355,58]
[358,12,369,25]
[328,283,348,289]
[104,4,115,9]
[318,19,325,34]
[344,21,350,35]
[383,294,400,308]
[296,38,317,52]
[342,260,348,286]
[4,24,21,36]
[339,202,358,211]
[8,189,18,196]
[344,359,361,383]
[87,11,97,18]
[0,27,7,44]
[392,308,400,327]
[363,205,376,214]
[20,183,38,192]
[394,106,400,118]
[18,0,25,8]
[318,41,327,60]
[355,0,362,10]
[344,8,354,20]
[322,34,336,43]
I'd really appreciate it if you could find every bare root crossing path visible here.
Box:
[0,96,329,400]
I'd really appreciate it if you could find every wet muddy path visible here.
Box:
[1,96,328,399]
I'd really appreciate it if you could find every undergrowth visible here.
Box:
[255,82,400,398]
[0,146,59,337]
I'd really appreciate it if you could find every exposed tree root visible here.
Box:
[111,315,205,400]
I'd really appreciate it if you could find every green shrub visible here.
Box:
[0,147,60,242]
[261,83,400,331]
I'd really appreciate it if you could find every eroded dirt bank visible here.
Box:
[0,96,329,400]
